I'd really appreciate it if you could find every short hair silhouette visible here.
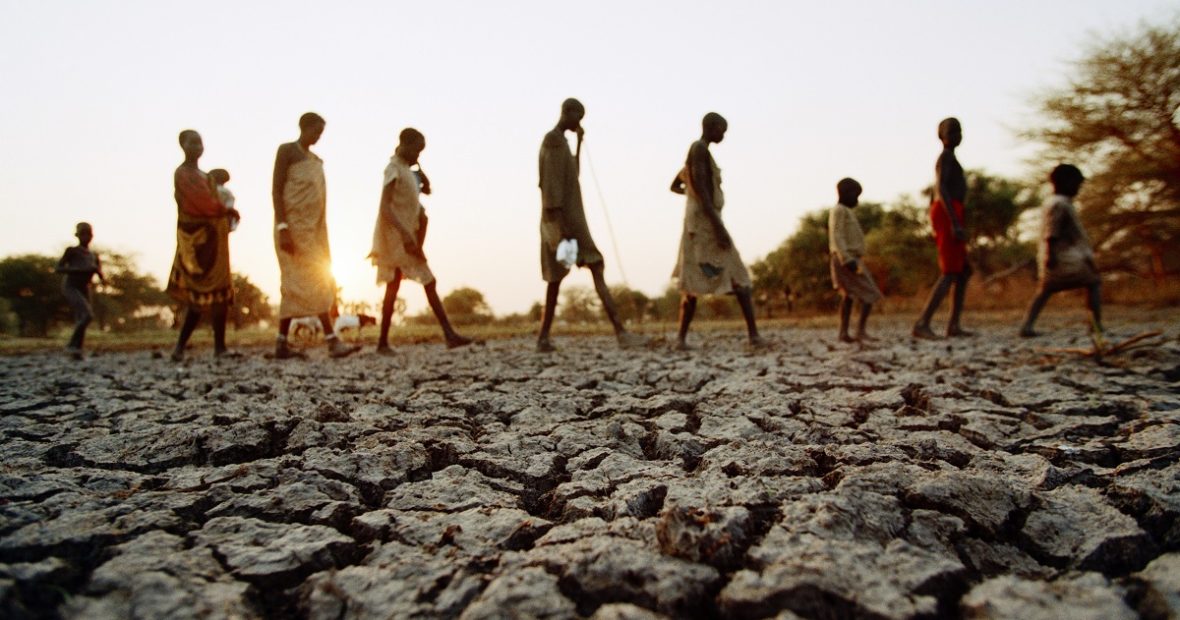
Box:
[1049,164,1084,187]
[399,127,424,145]
[299,112,325,130]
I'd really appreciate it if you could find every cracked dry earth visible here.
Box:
[2,322,1179,620]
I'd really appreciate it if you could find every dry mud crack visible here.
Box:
[1,322,1178,619]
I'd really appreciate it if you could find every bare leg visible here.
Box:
[856,302,873,341]
[318,312,335,336]
[323,309,360,358]
[425,281,472,348]
[1086,282,1103,333]
[274,317,305,360]
[838,295,854,343]
[1019,284,1055,337]
[913,274,954,339]
[377,271,403,351]
[946,264,974,337]
[590,264,646,348]
[64,287,92,354]
[537,280,561,352]
[172,306,201,361]
[735,287,765,347]
[677,294,697,350]
[211,302,230,355]
[590,263,625,335]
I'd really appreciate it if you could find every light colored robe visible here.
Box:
[671,147,751,295]
[369,155,435,285]
[1038,194,1099,289]
[275,146,336,319]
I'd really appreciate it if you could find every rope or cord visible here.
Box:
[582,145,630,288]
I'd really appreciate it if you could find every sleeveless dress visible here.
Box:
[538,129,603,282]
[275,146,336,319]
[672,146,752,295]
[369,155,435,285]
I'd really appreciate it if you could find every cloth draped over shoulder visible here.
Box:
[828,203,882,304]
[275,146,336,319]
[167,166,233,308]
[369,155,435,285]
[671,146,751,295]
[538,129,602,282]
[1038,194,1099,289]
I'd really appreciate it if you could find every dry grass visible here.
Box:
[2,303,1172,356]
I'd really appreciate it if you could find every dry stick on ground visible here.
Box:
[981,258,1034,286]
[1041,330,1164,359]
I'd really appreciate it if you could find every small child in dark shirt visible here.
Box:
[55,222,105,359]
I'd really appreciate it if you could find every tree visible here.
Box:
[609,285,650,324]
[558,286,601,324]
[442,287,494,326]
[91,251,172,332]
[1023,19,1180,281]
[862,199,940,297]
[0,254,67,336]
[229,273,274,329]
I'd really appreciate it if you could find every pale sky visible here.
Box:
[1,1,1173,315]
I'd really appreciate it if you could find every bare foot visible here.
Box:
[170,347,185,362]
[328,338,361,359]
[1018,328,1040,338]
[839,333,856,344]
[375,345,396,356]
[946,326,975,338]
[446,335,475,349]
[912,325,940,340]
[674,340,695,352]
[747,335,770,350]
[536,339,556,353]
[274,340,306,360]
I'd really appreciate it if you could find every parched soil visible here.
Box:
[1,319,1178,619]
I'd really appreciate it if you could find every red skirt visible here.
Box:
[930,200,967,274]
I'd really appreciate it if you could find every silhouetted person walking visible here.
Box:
[828,178,882,343]
[914,117,972,339]
[271,112,359,359]
[1019,164,1103,337]
[669,112,764,350]
[535,98,646,352]
[56,222,105,360]
[369,128,472,353]
[167,130,237,361]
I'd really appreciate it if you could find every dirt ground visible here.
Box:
[1,312,1178,619]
